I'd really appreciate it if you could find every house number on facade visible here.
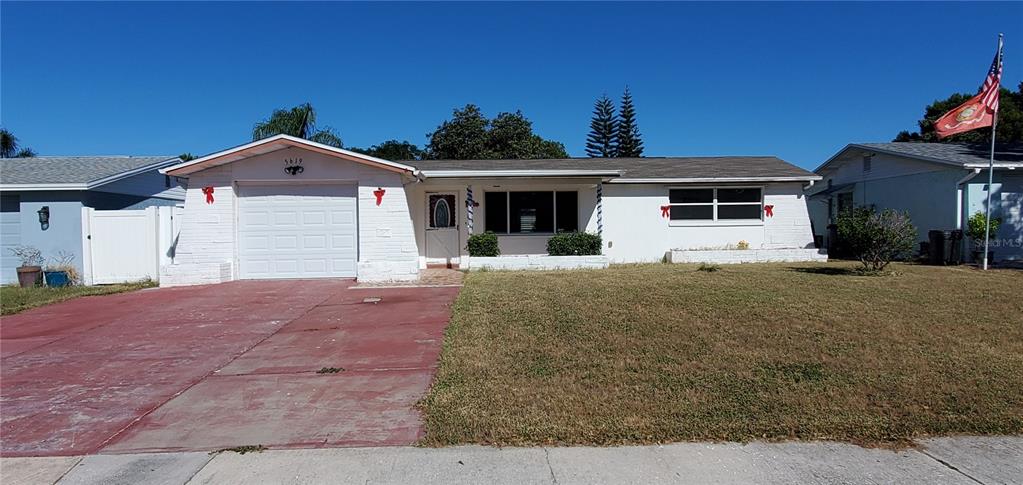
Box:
[284,158,304,175]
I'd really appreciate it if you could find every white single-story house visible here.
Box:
[808,142,1022,262]
[159,135,823,285]
[0,156,185,284]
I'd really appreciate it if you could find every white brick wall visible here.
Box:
[762,183,817,249]
[172,165,235,268]
[602,182,818,262]
[162,147,419,286]
[668,248,827,264]
[160,262,233,287]
[466,255,610,271]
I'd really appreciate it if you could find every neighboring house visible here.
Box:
[808,142,1023,261]
[0,156,185,284]
[160,135,821,285]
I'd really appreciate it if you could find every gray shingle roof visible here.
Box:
[0,156,177,186]
[406,156,817,180]
[850,143,1023,166]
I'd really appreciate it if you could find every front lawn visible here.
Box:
[419,262,1023,446]
[1,281,156,315]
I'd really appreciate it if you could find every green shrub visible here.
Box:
[467,231,500,257]
[546,232,602,256]
[966,211,1001,244]
[836,206,916,272]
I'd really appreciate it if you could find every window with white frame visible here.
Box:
[668,187,763,221]
[484,191,578,234]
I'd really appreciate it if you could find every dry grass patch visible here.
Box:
[1,281,156,315]
[418,262,1023,446]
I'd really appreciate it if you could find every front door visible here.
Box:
[425,192,460,267]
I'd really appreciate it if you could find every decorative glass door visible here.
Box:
[426,193,459,266]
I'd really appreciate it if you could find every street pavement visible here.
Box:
[2,436,1019,485]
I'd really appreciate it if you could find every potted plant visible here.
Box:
[43,251,77,288]
[9,245,43,288]
[966,211,1001,263]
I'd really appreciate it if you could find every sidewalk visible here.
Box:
[2,437,1020,485]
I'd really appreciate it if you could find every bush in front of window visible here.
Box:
[836,206,916,272]
[546,232,602,256]
[467,232,500,257]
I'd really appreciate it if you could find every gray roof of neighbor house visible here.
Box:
[818,142,1023,172]
[0,156,179,189]
[407,156,819,182]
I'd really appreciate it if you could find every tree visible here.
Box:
[894,82,1023,143]
[426,104,490,159]
[1,129,35,158]
[252,102,343,147]
[616,86,644,157]
[426,104,568,160]
[836,207,917,272]
[178,153,198,161]
[585,95,618,157]
[349,140,425,160]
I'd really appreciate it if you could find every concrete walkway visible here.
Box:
[2,436,1020,485]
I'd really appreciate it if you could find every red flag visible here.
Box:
[935,37,1003,139]
[934,93,994,139]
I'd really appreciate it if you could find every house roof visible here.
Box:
[408,156,819,182]
[816,142,1023,173]
[161,134,816,182]
[0,156,181,191]
[162,134,418,176]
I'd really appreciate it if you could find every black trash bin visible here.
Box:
[928,230,946,265]
[947,230,963,265]
[827,224,841,258]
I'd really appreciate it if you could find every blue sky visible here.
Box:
[2,2,1021,169]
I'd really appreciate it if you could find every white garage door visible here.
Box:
[238,184,358,279]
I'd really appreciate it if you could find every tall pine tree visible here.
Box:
[585,94,618,158]
[616,86,643,157]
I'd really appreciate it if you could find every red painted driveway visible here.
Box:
[0,280,459,457]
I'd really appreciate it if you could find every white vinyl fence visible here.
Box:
[81,206,182,285]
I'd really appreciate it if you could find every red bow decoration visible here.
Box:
[373,188,385,206]
[660,205,670,218]
[202,186,215,204]
[764,205,774,217]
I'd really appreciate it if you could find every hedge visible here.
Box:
[467,232,500,257]
[546,232,602,256]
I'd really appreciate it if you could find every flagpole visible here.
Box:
[982,33,1003,271]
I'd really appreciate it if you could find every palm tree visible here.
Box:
[0,129,36,158]
[1,129,31,158]
[251,103,343,148]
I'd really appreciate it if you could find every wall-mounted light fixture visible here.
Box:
[37,206,50,230]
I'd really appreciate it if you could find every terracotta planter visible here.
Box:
[16,265,42,288]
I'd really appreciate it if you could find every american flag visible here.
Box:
[979,36,1004,113]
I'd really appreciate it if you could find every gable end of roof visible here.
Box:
[162,135,418,176]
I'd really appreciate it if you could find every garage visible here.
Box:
[159,135,422,286]
[237,183,358,279]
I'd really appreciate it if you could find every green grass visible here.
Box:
[418,262,1023,447]
[1,281,156,315]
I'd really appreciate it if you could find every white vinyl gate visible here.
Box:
[81,206,182,285]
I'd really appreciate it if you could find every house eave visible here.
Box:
[0,183,90,192]
[609,176,822,184]
[963,163,1022,170]
[419,169,623,179]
